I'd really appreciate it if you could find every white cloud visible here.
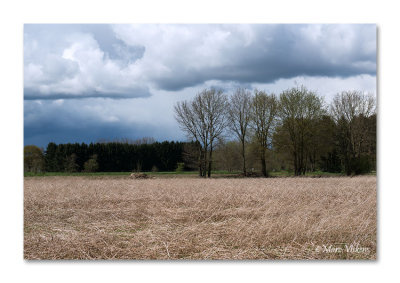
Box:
[52,99,64,106]
[24,26,149,99]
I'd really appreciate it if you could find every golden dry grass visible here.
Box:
[24,176,376,260]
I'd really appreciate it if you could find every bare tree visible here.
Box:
[174,100,204,176]
[330,91,375,123]
[330,91,376,175]
[278,86,325,175]
[250,90,278,177]
[228,88,252,175]
[174,88,228,177]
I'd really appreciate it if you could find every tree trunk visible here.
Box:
[198,147,203,177]
[260,148,268,177]
[296,150,302,176]
[203,147,208,178]
[207,146,213,178]
[293,151,298,176]
[242,139,246,175]
[345,153,351,176]
[300,146,304,175]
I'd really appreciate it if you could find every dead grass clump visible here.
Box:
[237,172,261,177]
[130,173,150,179]
[24,176,376,260]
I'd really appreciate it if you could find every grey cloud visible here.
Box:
[144,24,376,91]
[24,86,151,100]
[110,44,145,65]
[23,91,150,101]
[24,24,376,98]
[24,99,185,147]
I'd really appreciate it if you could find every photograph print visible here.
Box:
[24,24,376,260]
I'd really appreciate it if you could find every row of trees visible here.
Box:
[24,86,376,177]
[24,141,189,173]
[175,86,376,177]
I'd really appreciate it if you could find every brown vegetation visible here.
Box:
[24,176,376,260]
[130,173,150,179]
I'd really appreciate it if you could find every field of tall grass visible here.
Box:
[24,176,376,259]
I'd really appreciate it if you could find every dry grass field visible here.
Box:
[24,176,376,260]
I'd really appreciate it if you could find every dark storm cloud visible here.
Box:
[23,87,150,100]
[24,99,184,147]
[136,24,376,91]
[24,117,143,148]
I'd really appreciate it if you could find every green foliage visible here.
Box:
[64,153,78,173]
[43,141,188,172]
[84,154,99,173]
[351,155,373,175]
[175,162,185,173]
[278,86,326,176]
[24,145,44,173]
[24,171,132,177]
[135,161,142,173]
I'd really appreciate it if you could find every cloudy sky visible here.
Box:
[24,24,376,147]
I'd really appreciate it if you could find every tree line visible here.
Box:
[24,85,376,177]
[24,140,190,173]
[175,86,376,177]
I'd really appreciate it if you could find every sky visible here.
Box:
[24,24,376,147]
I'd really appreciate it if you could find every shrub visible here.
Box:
[176,162,185,173]
[24,145,45,173]
[64,153,78,173]
[135,161,142,173]
[84,154,99,172]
